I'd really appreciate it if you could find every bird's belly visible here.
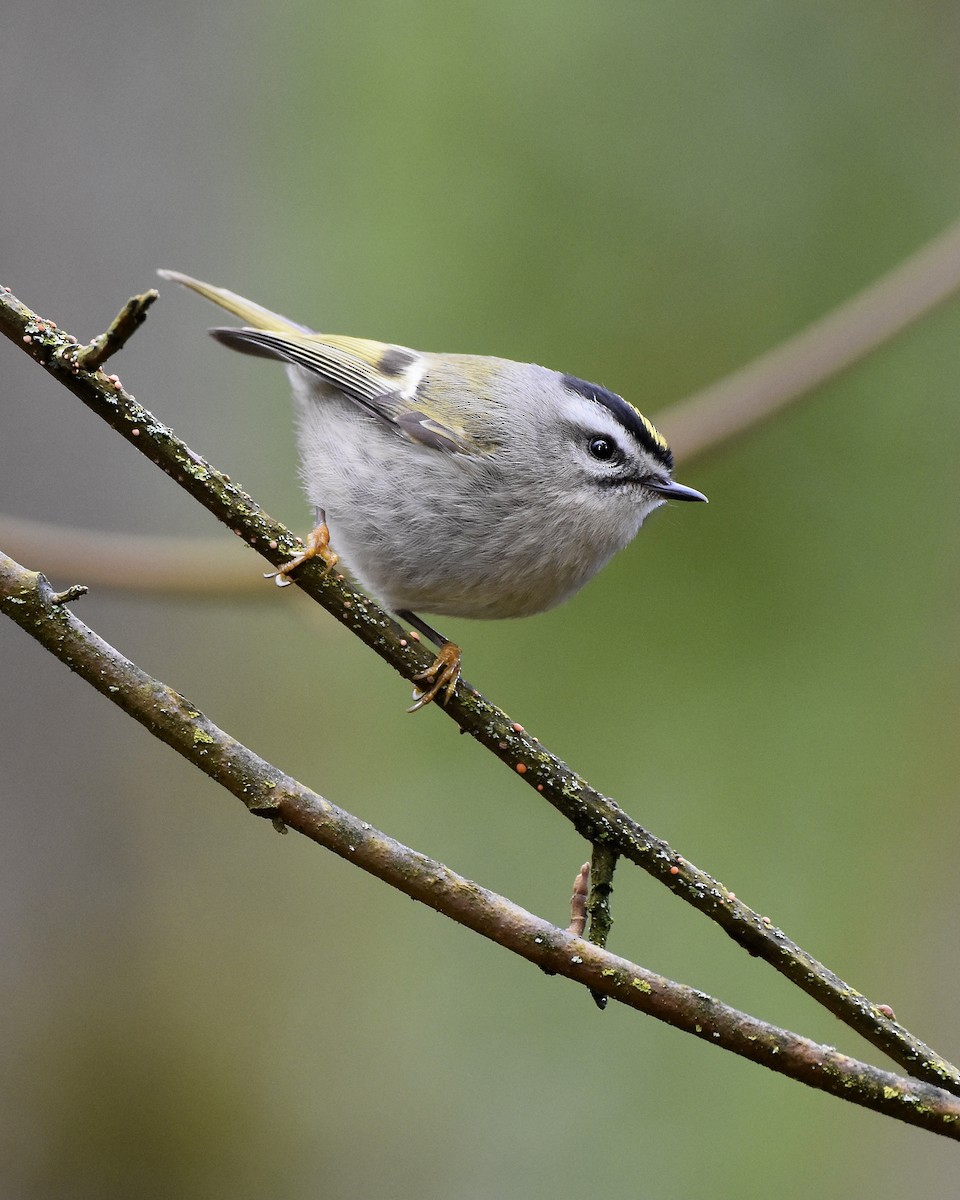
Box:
[325,500,635,620]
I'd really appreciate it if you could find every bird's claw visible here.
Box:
[408,643,462,713]
[264,521,339,587]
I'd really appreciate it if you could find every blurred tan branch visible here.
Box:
[5,215,960,591]
[2,279,959,1107]
[656,217,960,459]
[0,515,265,596]
[2,549,959,1139]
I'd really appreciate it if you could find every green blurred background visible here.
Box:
[2,2,959,1196]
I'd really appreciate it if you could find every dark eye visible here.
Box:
[588,435,618,461]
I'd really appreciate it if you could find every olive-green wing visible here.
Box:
[159,269,473,453]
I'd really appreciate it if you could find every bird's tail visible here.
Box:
[157,269,312,335]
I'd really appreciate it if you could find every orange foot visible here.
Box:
[408,642,462,713]
[265,521,339,588]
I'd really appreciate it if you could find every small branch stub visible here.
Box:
[73,290,158,372]
[48,583,88,606]
[566,862,590,937]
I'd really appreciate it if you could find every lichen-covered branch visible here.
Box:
[1,550,958,1139]
[1,282,958,1100]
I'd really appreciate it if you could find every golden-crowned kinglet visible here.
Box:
[159,270,707,709]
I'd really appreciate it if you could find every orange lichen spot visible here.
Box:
[669,865,679,875]
[515,762,527,775]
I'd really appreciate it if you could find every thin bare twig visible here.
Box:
[2,550,959,1139]
[1,282,958,1098]
[587,845,617,954]
[586,845,618,1009]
